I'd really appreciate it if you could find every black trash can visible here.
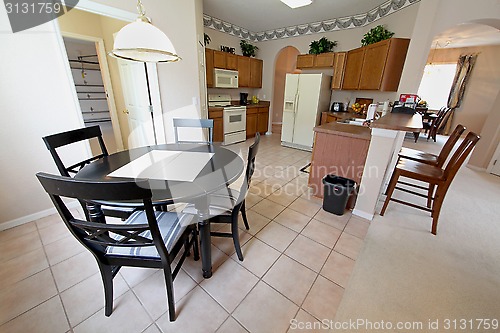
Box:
[322,175,357,215]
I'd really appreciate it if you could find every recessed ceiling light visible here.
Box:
[280,0,313,9]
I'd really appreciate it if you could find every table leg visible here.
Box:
[86,202,106,223]
[196,196,212,278]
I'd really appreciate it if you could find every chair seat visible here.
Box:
[397,159,445,182]
[399,147,438,165]
[107,211,195,257]
[182,188,240,217]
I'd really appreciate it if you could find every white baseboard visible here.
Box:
[352,209,374,221]
[467,165,486,172]
[0,201,80,232]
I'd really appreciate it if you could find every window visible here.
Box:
[417,63,457,110]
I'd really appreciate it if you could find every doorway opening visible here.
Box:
[271,46,301,134]
[62,37,118,154]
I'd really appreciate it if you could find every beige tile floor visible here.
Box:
[0,134,369,333]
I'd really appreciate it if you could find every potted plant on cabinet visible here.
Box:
[308,37,337,54]
[240,40,259,57]
[360,25,394,46]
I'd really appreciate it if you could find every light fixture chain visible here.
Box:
[137,0,146,17]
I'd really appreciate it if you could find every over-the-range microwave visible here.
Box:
[214,69,238,88]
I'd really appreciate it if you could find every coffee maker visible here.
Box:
[239,93,248,105]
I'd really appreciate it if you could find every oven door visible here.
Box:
[223,109,246,134]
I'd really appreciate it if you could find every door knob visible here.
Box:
[123,109,129,114]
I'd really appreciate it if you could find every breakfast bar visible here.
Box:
[309,112,422,220]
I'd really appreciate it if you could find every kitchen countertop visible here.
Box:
[314,121,371,140]
[371,112,422,132]
[208,100,270,112]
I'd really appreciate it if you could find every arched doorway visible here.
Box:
[271,46,301,134]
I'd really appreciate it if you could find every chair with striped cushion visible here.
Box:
[183,133,260,261]
[36,172,199,322]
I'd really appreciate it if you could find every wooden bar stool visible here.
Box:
[399,124,466,167]
[380,132,480,235]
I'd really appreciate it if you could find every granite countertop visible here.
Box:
[371,113,423,132]
[314,122,371,140]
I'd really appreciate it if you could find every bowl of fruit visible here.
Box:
[352,103,365,114]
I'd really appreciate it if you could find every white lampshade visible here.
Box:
[280,0,313,9]
[110,18,181,63]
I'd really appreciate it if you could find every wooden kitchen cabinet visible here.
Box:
[296,54,315,69]
[320,112,338,125]
[342,47,365,90]
[342,38,410,91]
[314,52,335,68]
[213,50,226,69]
[238,56,250,87]
[249,58,263,88]
[226,53,238,70]
[208,110,223,142]
[246,108,258,138]
[205,48,214,87]
[257,107,269,134]
[331,52,346,89]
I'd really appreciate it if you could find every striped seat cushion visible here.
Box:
[106,210,195,258]
[182,188,240,217]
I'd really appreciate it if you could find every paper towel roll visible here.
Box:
[367,103,377,120]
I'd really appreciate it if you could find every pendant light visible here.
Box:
[110,0,181,63]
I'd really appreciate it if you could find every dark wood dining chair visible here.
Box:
[399,124,466,169]
[380,132,480,235]
[427,107,453,142]
[36,172,199,321]
[173,118,214,144]
[42,126,136,220]
[183,133,260,260]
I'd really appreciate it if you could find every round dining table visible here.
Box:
[76,143,245,278]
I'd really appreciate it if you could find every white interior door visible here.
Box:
[118,61,155,148]
[292,74,321,147]
[281,74,299,143]
[488,140,500,177]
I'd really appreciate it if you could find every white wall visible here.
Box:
[0,0,202,228]
[0,11,87,225]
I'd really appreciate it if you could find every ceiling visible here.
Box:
[432,23,500,49]
[202,0,388,32]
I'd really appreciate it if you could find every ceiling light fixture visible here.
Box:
[280,0,313,9]
[110,0,181,63]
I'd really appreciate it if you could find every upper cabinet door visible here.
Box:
[296,54,315,69]
[226,54,238,70]
[341,47,365,90]
[250,58,263,88]
[213,50,226,69]
[332,52,346,90]
[314,53,335,68]
[358,39,390,90]
[205,49,214,87]
[238,56,251,87]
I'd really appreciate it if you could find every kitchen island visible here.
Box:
[309,112,422,220]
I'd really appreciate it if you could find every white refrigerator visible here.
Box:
[281,73,332,150]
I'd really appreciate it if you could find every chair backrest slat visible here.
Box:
[443,132,480,182]
[235,133,260,206]
[436,124,466,167]
[173,118,214,144]
[43,126,108,177]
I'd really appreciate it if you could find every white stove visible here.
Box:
[208,94,246,145]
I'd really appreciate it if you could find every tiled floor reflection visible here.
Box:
[0,134,368,333]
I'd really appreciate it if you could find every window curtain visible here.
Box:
[447,54,477,109]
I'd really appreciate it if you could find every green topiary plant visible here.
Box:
[240,40,259,57]
[309,37,337,54]
[361,25,394,46]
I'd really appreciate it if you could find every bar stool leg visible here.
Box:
[380,169,400,216]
